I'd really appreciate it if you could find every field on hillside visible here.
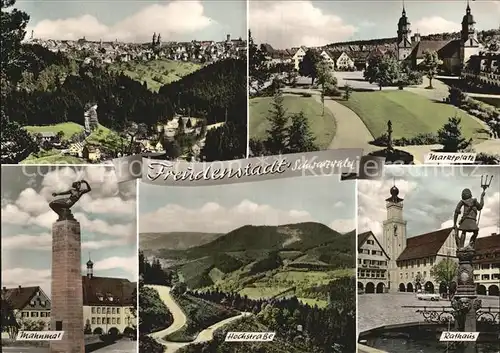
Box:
[207,266,354,301]
[249,95,336,149]
[22,123,121,164]
[108,59,202,91]
[25,122,83,140]
[21,153,85,164]
[337,90,488,142]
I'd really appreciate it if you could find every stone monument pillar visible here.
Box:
[50,220,85,353]
[48,179,91,353]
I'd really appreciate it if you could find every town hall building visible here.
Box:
[397,1,482,74]
[358,184,500,296]
[2,257,137,335]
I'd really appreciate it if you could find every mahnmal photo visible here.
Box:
[357,166,500,353]
[248,0,499,164]
[138,175,357,353]
[1,0,247,165]
[1,166,138,353]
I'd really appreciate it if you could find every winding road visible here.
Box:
[146,285,251,353]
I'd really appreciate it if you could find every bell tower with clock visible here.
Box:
[382,182,407,292]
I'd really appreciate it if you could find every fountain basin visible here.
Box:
[359,322,499,353]
[368,149,414,164]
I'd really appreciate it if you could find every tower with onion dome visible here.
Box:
[383,181,408,292]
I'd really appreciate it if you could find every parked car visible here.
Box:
[416,293,440,301]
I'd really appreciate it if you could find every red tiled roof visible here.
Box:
[82,276,136,306]
[438,39,461,59]
[271,49,292,59]
[358,231,371,248]
[358,231,391,260]
[396,227,453,261]
[412,40,456,59]
[1,286,40,310]
[260,43,274,54]
[474,233,500,263]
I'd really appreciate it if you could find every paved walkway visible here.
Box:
[93,339,137,352]
[1,348,49,353]
[317,97,375,151]
[283,87,376,152]
[283,75,499,158]
[358,293,500,333]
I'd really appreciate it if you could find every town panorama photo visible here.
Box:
[1,0,247,165]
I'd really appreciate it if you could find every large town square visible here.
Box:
[249,0,500,163]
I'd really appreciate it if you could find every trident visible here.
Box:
[477,175,493,225]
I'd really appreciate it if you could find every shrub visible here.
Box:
[437,116,471,152]
[370,132,439,146]
[448,86,466,107]
[325,84,342,97]
[301,92,312,97]
[394,132,439,146]
[139,335,164,353]
[475,153,500,165]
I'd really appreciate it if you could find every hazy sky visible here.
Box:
[1,166,137,297]
[139,176,356,234]
[15,0,246,42]
[250,0,500,48]
[358,166,500,240]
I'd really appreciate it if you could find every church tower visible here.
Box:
[152,32,157,47]
[460,0,479,66]
[86,254,93,279]
[397,2,413,61]
[382,183,407,292]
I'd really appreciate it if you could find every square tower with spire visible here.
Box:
[461,0,480,65]
[397,2,413,61]
[382,183,408,292]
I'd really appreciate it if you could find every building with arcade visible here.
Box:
[358,184,499,297]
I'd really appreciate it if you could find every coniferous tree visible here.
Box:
[437,116,471,152]
[264,90,288,154]
[287,112,318,153]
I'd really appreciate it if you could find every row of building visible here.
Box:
[260,3,499,86]
[358,184,500,296]
[1,258,136,335]
[26,32,247,65]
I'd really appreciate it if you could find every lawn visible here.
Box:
[21,152,84,164]
[298,297,329,308]
[473,96,500,108]
[22,123,119,164]
[273,269,350,285]
[108,59,202,92]
[338,90,488,142]
[249,95,336,149]
[25,122,84,140]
